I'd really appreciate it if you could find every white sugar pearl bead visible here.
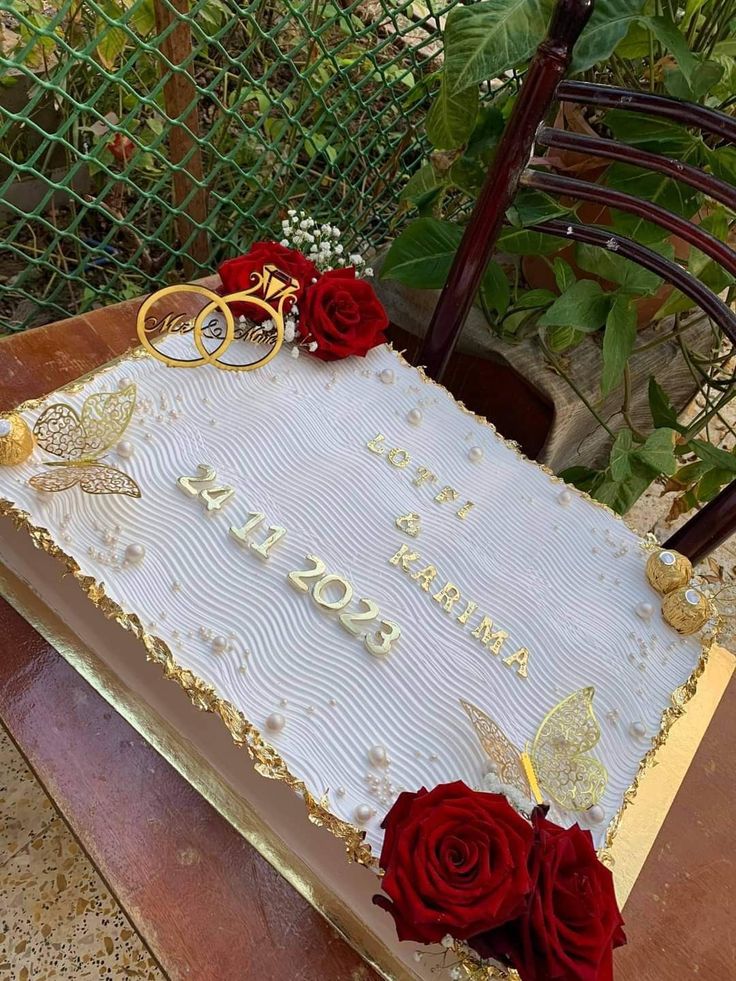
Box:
[265,712,285,733]
[588,805,605,824]
[124,543,145,564]
[483,760,499,775]
[116,440,134,458]
[635,601,654,620]
[407,408,422,426]
[117,377,134,390]
[379,368,394,385]
[0,420,11,438]
[468,446,484,463]
[558,490,573,506]
[629,721,647,739]
[354,804,372,824]
[211,635,228,654]
[368,745,388,767]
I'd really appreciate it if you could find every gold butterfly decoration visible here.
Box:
[461,688,607,812]
[28,386,141,498]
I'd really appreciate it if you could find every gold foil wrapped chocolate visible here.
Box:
[0,413,34,466]
[661,587,713,635]
[645,549,693,595]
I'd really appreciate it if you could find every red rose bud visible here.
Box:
[372,781,534,945]
[108,133,135,165]
[218,242,319,322]
[470,809,626,981]
[299,266,388,361]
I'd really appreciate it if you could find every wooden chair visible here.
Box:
[419,0,736,564]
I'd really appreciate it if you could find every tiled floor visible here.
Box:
[0,725,165,980]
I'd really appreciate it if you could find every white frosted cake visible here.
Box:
[0,331,721,979]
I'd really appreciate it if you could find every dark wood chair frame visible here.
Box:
[419,0,736,564]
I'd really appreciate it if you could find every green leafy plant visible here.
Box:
[383,0,736,517]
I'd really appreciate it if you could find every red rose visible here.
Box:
[218,242,319,322]
[299,267,388,361]
[372,782,533,944]
[472,809,626,981]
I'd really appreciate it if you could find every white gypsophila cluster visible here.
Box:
[279,209,374,277]
[481,771,533,818]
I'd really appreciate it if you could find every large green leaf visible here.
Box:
[465,106,505,160]
[596,426,677,513]
[635,428,678,475]
[552,257,575,292]
[690,439,736,474]
[380,218,461,288]
[380,219,510,309]
[538,280,612,331]
[640,15,695,83]
[610,429,634,482]
[654,207,734,319]
[479,261,511,317]
[508,189,570,227]
[604,162,701,245]
[569,0,646,73]
[604,112,697,157]
[593,462,653,513]
[96,1,128,69]
[400,163,447,205]
[444,0,553,95]
[496,227,567,255]
[601,297,637,395]
[426,76,478,149]
[545,323,587,352]
[576,242,662,295]
[648,377,685,432]
[706,145,736,185]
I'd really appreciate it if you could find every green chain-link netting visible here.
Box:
[0,0,457,331]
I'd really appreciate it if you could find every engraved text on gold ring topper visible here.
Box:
[136,265,300,371]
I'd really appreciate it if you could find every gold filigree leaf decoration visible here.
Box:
[462,687,608,812]
[29,386,140,498]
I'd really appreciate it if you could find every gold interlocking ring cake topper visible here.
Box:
[136,265,299,371]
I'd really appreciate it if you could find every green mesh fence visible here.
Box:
[0,0,457,332]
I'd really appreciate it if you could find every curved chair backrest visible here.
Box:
[419,0,736,563]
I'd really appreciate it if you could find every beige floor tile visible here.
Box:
[0,815,165,980]
[0,727,55,866]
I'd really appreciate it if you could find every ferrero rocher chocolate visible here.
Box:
[0,413,34,466]
[646,549,692,595]
[661,587,712,635]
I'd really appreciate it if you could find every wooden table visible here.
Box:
[0,297,734,980]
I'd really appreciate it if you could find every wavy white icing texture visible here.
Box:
[0,341,702,853]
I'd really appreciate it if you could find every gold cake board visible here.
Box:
[1,557,733,979]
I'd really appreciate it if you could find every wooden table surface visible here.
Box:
[0,296,734,980]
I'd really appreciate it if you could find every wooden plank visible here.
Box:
[153,0,210,273]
